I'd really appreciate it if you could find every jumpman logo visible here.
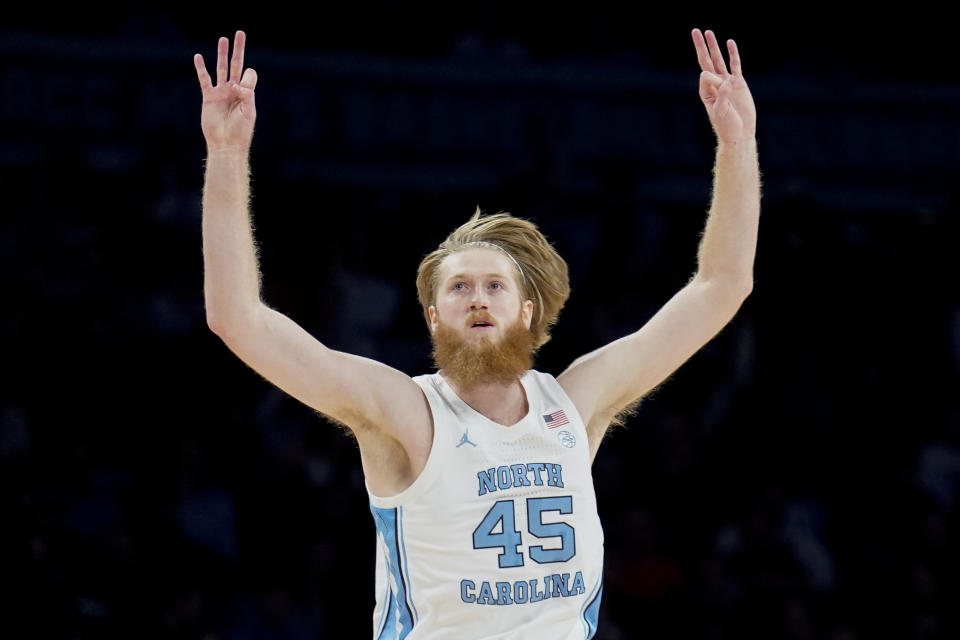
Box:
[456,429,477,448]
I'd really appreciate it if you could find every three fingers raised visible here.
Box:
[194,31,252,92]
[691,28,742,77]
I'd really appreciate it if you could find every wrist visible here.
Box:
[205,144,251,158]
[716,136,757,156]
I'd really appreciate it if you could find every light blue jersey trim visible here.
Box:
[580,578,603,639]
[376,590,393,640]
[371,504,417,639]
[397,506,420,623]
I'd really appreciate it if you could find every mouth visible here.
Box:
[468,316,496,329]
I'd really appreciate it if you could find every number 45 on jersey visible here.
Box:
[473,497,576,568]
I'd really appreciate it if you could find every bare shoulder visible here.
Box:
[348,364,435,497]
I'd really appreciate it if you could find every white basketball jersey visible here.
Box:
[368,370,604,640]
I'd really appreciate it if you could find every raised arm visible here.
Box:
[195,33,431,496]
[558,29,760,460]
[195,31,261,330]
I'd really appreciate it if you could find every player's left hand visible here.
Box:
[692,29,756,144]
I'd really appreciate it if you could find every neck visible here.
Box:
[444,373,529,426]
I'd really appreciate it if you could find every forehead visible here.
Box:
[438,247,521,283]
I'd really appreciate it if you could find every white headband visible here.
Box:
[463,241,527,284]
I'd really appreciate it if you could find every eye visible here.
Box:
[489,281,504,291]
[453,282,468,291]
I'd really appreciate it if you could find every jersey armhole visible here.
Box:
[367,375,442,508]
[532,370,591,438]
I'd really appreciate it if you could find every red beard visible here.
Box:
[431,313,535,390]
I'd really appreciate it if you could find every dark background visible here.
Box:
[2,6,959,639]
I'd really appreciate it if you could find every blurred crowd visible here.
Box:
[2,11,959,639]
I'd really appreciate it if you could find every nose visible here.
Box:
[470,288,489,309]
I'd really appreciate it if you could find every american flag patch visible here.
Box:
[543,410,569,429]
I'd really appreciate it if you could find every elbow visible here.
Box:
[716,281,751,326]
[727,279,753,313]
[207,314,226,338]
[721,271,754,303]
[711,277,753,318]
[204,302,228,336]
[206,314,238,343]
[694,271,754,304]
[206,305,261,342]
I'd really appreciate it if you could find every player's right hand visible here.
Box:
[691,28,756,145]
[194,30,258,151]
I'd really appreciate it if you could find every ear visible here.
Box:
[428,305,439,333]
[521,300,534,330]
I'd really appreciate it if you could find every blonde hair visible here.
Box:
[416,208,570,350]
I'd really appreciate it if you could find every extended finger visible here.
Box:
[240,67,258,90]
[705,30,729,76]
[727,39,742,76]
[691,28,714,73]
[230,30,246,83]
[194,54,213,91]
[216,36,229,85]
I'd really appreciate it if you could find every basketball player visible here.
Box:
[195,27,758,639]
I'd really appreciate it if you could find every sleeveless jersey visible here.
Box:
[367,370,604,639]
